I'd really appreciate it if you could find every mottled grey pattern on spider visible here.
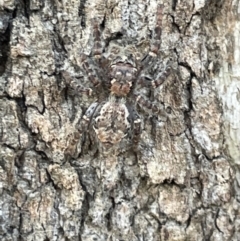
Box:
[66,5,171,155]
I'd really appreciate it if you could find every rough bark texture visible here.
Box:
[0,0,239,240]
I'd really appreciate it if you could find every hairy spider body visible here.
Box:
[79,96,132,155]
[66,5,171,154]
[93,96,130,147]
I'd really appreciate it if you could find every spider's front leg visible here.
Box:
[78,18,109,91]
[91,18,103,59]
[62,71,93,96]
[149,4,164,57]
[141,4,164,65]
[91,18,110,73]
[79,54,102,88]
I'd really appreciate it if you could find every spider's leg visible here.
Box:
[149,4,163,57]
[134,93,168,119]
[91,18,102,59]
[91,18,110,77]
[79,19,109,90]
[135,93,158,113]
[62,71,93,96]
[80,54,102,88]
[131,109,142,148]
[64,23,103,93]
[142,4,163,65]
[79,102,99,154]
[137,65,171,89]
[151,66,171,88]
[135,5,165,89]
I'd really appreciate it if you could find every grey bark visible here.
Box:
[0,0,239,240]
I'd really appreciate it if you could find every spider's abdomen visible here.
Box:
[93,97,130,147]
[109,63,137,96]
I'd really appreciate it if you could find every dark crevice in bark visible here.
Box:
[201,152,214,163]
[45,169,59,191]
[169,14,181,33]
[105,211,112,231]
[184,12,201,36]
[14,150,26,171]
[185,213,192,230]
[4,94,38,152]
[104,32,124,50]
[15,96,27,114]
[79,0,87,28]
[53,33,68,56]
[171,0,177,11]
[34,148,49,160]
[2,143,16,151]
[177,59,206,164]
[18,212,24,241]
[214,208,223,233]
[43,236,50,241]
[38,91,46,115]
[25,104,42,115]
[21,0,30,20]
[0,11,12,75]
[178,62,197,80]
[76,171,92,232]
[100,15,106,29]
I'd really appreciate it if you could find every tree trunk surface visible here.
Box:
[0,0,239,240]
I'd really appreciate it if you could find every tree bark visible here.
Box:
[0,0,239,240]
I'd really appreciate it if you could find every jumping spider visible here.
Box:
[67,5,171,154]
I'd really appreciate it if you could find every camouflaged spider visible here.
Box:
[68,5,171,154]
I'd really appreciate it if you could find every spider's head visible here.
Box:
[109,55,137,96]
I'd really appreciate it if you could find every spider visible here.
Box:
[66,5,171,155]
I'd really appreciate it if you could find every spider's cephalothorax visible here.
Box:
[66,5,171,153]
[109,56,138,97]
